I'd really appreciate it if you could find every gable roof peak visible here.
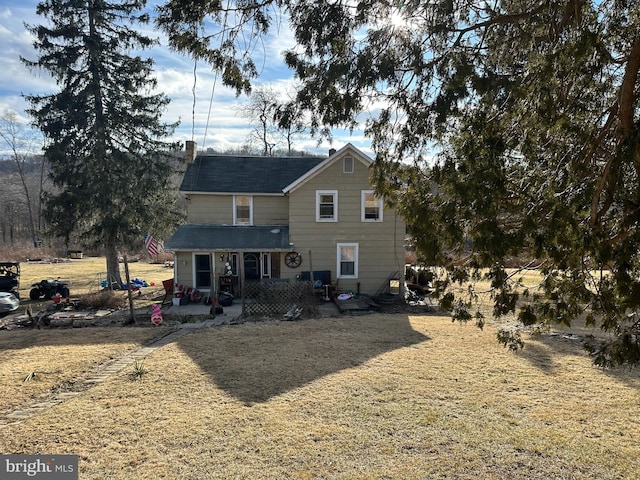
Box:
[283,144,372,193]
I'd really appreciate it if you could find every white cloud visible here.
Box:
[0,1,371,157]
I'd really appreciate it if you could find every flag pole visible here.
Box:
[123,254,135,323]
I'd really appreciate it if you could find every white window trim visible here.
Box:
[316,190,338,222]
[337,243,359,279]
[261,252,271,278]
[233,195,253,225]
[361,190,383,222]
[229,253,239,275]
[343,156,354,173]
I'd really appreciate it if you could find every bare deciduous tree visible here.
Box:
[0,110,45,247]
[237,87,279,156]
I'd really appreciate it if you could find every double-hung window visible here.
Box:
[337,243,358,278]
[316,190,338,222]
[234,195,253,225]
[362,190,383,222]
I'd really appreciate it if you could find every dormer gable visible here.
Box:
[283,144,372,194]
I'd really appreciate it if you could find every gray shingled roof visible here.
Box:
[180,155,326,193]
[165,225,290,251]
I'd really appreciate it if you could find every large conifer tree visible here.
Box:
[157,0,640,367]
[23,0,178,286]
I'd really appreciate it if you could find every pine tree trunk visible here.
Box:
[105,243,123,289]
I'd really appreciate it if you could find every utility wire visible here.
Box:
[202,3,230,150]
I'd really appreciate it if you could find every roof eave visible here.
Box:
[181,191,286,196]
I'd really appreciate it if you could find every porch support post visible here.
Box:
[239,251,245,314]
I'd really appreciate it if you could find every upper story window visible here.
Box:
[233,195,253,225]
[316,190,338,222]
[343,156,354,173]
[361,190,383,222]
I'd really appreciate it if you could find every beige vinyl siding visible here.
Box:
[253,196,289,224]
[187,194,288,224]
[174,251,193,287]
[187,194,233,224]
[286,154,406,294]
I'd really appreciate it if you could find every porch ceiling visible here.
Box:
[165,225,290,251]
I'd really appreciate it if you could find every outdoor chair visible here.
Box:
[161,278,174,307]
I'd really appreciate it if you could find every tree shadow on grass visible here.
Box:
[0,325,171,351]
[517,339,561,374]
[175,315,430,404]
[515,330,640,389]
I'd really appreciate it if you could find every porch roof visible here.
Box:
[165,224,290,251]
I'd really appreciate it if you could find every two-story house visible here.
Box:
[164,142,406,300]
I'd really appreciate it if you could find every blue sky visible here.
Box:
[0,0,372,157]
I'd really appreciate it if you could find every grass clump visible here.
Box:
[129,359,148,380]
[77,290,126,310]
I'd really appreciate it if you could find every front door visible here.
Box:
[194,254,212,289]
[244,253,260,280]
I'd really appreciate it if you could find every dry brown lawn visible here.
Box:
[17,256,172,299]
[1,308,639,478]
[0,327,173,414]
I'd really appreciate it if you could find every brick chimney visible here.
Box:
[185,140,197,164]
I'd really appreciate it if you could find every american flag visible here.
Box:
[144,233,161,256]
